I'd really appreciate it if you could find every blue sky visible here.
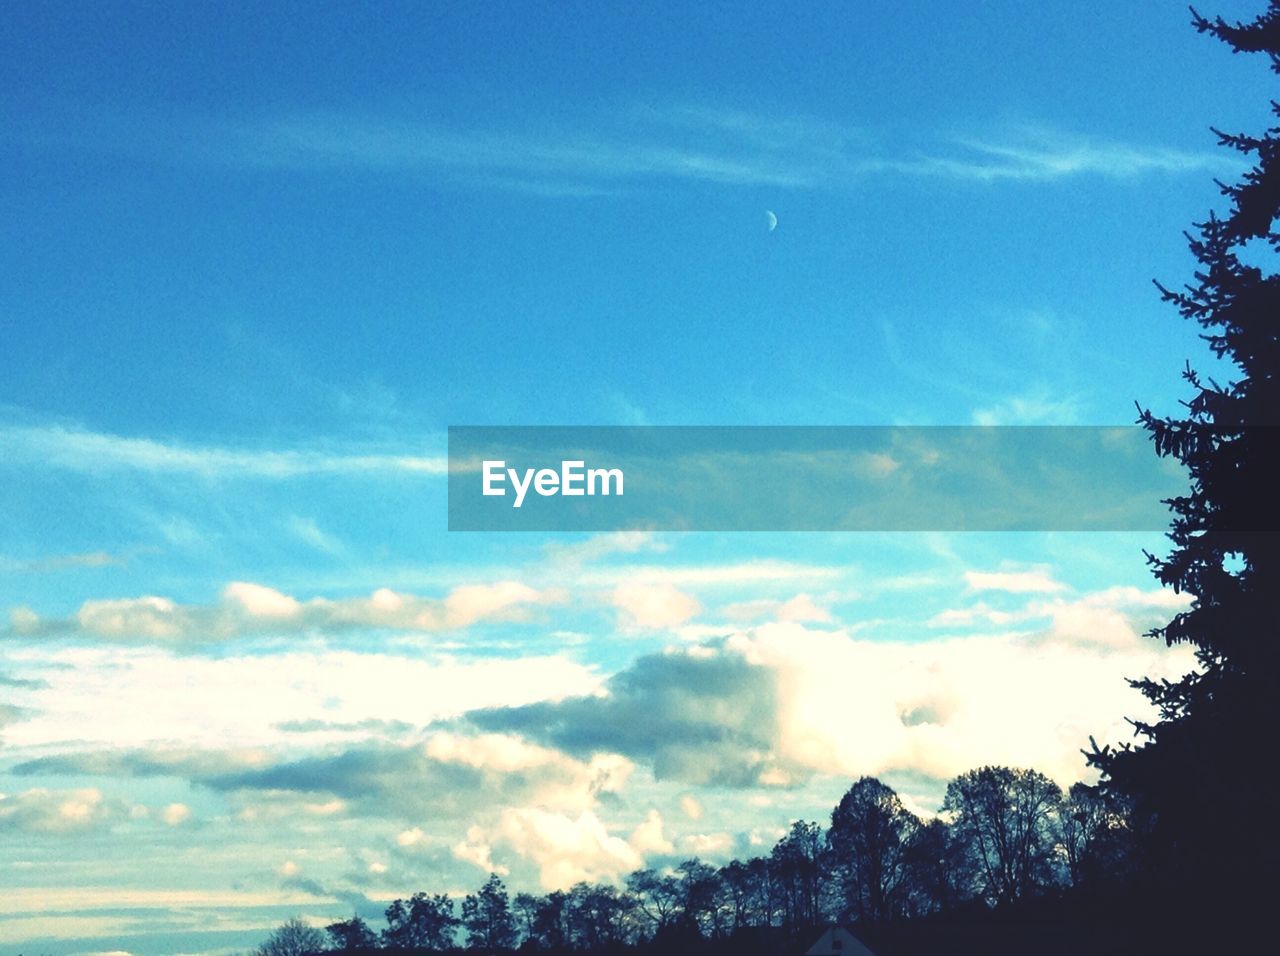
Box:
[0,2,1267,953]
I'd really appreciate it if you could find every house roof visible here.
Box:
[804,925,877,956]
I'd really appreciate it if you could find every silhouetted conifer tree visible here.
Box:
[1089,0,1280,935]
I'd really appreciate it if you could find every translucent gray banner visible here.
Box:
[447,426,1189,532]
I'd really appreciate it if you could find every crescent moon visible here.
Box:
[765,210,778,232]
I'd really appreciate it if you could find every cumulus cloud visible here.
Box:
[723,594,833,624]
[629,809,673,857]
[679,794,704,821]
[223,582,301,619]
[0,788,123,834]
[3,579,559,645]
[494,808,643,890]
[728,611,1192,785]
[396,827,427,847]
[679,832,734,857]
[453,825,509,875]
[456,805,673,890]
[927,601,1021,628]
[75,596,188,640]
[468,588,1195,788]
[444,582,546,628]
[612,582,701,630]
[160,803,191,826]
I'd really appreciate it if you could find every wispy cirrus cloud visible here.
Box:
[212,111,1237,188]
[927,128,1228,181]
[0,550,126,573]
[0,422,447,478]
[11,104,1229,193]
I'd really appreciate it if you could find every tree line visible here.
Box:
[255,764,1137,955]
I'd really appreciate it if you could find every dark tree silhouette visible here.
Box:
[512,891,541,945]
[462,873,518,952]
[563,881,633,949]
[382,891,459,950]
[900,817,971,916]
[1087,0,1280,928]
[943,766,1063,905]
[1055,782,1134,890]
[528,889,570,950]
[625,867,683,936]
[326,914,379,951]
[768,820,826,930]
[258,768,1154,955]
[254,917,327,956]
[718,857,773,931]
[675,858,726,938]
[827,776,919,924]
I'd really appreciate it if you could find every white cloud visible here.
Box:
[612,582,701,630]
[75,597,186,641]
[471,584,1196,792]
[495,808,643,890]
[679,832,734,857]
[679,794,704,821]
[396,827,427,847]
[47,107,1223,193]
[453,825,508,875]
[425,732,570,774]
[964,567,1066,594]
[9,579,559,644]
[777,594,833,623]
[223,581,301,620]
[444,581,546,628]
[160,803,191,826]
[8,606,41,634]
[1,646,600,752]
[937,128,1227,182]
[303,798,346,816]
[722,593,833,624]
[629,809,673,857]
[727,607,1194,785]
[928,601,1021,628]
